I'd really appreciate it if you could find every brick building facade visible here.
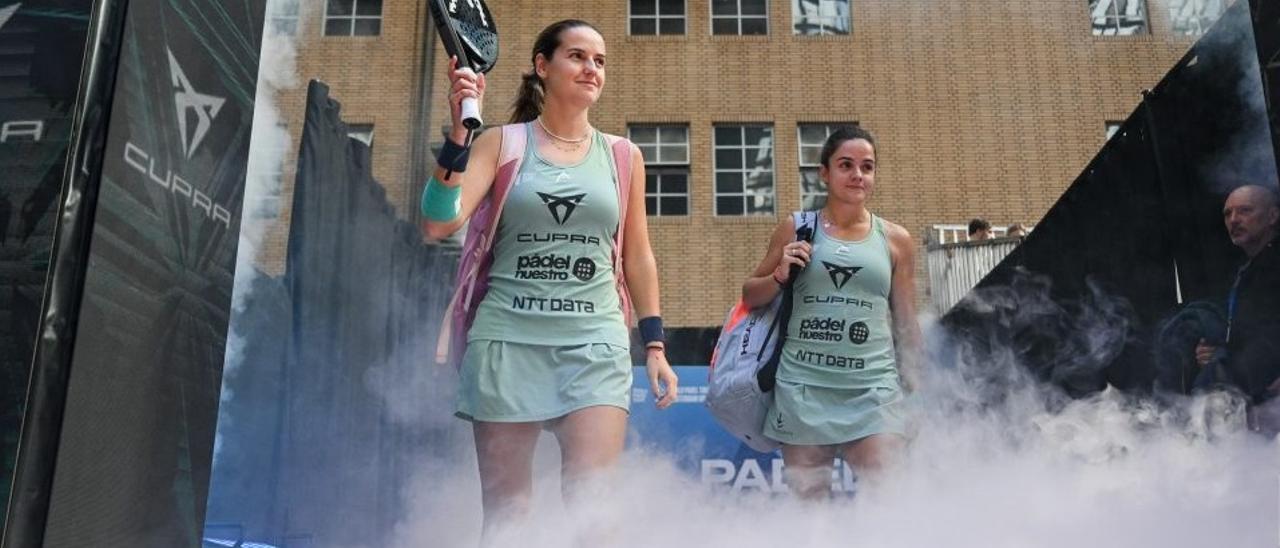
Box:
[256,0,1220,328]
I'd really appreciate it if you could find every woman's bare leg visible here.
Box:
[838,433,905,492]
[552,405,628,547]
[473,421,542,541]
[781,444,837,501]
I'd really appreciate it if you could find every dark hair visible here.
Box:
[509,19,600,124]
[819,125,877,168]
[968,218,991,236]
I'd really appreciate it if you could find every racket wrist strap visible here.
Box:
[437,135,470,176]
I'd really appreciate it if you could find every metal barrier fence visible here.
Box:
[925,237,1023,314]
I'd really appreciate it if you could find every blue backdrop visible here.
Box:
[629,366,857,494]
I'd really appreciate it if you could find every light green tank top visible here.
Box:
[467,125,629,347]
[777,215,900,389]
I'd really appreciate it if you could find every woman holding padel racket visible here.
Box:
[421,15,677,540]
[741,126,923,500]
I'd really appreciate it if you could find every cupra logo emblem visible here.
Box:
[167,48,225,158]
[536,192,586,225]
[822,261,862,290]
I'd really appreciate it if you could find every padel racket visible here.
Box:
[428,0,498,130]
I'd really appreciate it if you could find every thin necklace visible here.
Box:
[820,208,836,229]
[536,116,592,143]
[820,208,869,229]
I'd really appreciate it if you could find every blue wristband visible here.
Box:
[437,137,470,173]
[638,316,665,345]
[421,175,461,222]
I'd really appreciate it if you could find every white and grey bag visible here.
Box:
[705,211,816,453]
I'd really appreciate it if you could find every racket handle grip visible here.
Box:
[461,97,482,129]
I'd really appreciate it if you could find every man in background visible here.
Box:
[1194,185,1280,419]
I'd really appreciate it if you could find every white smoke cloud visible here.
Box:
[1188,0,1280,195]
[214,0,305,463]
[380,292,1278,547]
[383,389,1275,547]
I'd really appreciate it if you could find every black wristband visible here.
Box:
[638,316,665,345]
[437,136,470,173]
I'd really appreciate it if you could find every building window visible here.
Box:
[631,0,686,35]
[268,0,300,35]
[1169,0,1225,36]
[631,125,690,216]
[348,124,375,147]
[1105,121,1123,140]
[324,0,382,36]
[1089,0,1148,36]
[797,123,855,210]
[712,0,769,35]
[714,124,774,216]
[792,0,849,35]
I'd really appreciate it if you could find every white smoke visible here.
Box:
[381,301,1278,547]
[1184,0,1280,195]
[214,0,305,462]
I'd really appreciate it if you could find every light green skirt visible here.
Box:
[456,339,632,422]
[763,379,906,446]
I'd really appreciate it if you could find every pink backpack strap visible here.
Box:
[602,133,635,326]
[435,123,530,366]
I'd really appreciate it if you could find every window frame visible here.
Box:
[268,0,301,35]
[1089,0,1149,36]
[645,168,692,216]
[791,0,850,36]
[629,0,688,35]
[1168,0,1225,36]
[713,123,776,217]
[347,123,375,147]
[323,0,384,37]
[710,0,771,36]
[1105,121,1123,141]
[630,124,691,217]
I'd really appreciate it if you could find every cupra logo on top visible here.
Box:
[537,192,586,225]
[167,48,225,158]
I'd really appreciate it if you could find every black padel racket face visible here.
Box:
[429,0,499,74]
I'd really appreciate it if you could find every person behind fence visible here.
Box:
[968,217,992,240]
[420,19,678,539]
[1006,223,1027,238]
[1192,184,1280,414]
[741,126,923,500]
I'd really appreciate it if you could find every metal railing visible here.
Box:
[925,236,1023,314]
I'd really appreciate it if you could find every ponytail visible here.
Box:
[509,71,544,124]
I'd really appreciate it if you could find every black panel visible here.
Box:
[0,2,92,536]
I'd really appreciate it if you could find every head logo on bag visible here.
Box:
[705,211,817,454]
